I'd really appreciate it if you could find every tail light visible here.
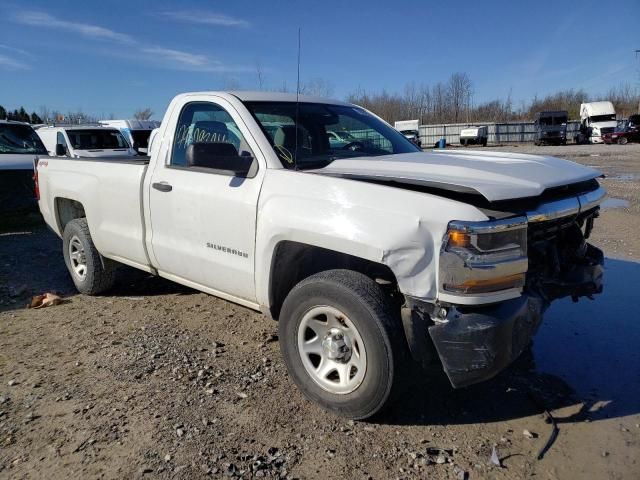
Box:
[33,158,40,201]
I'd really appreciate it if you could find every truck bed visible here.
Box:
[38,155,150,165]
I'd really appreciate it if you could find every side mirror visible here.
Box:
[185,143,256,177]
[132,141,140,153]
[55,143,67,156]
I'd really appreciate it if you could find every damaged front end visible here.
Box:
[403,187,605,388]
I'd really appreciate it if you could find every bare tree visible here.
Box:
[38,105,51,123]
[447,72,473,123]
[299,77,334,97]
[133,108,154,120]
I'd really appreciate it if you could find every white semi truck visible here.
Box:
[35,91,605,419]
[576,101,617,144]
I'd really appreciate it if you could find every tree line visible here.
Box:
[346,73,640,125]
[0,104,154,124]
[0,105,42,124]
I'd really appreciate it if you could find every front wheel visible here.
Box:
[618,137,628,145]
[278,270,406,419]
[63,218,116,295]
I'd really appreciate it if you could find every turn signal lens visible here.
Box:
[444,273,526,294]
[448,230,470,248]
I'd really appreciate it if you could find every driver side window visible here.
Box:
[171,102,253,167]
[56,132,69,156]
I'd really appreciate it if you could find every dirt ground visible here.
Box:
[1,143,639,479]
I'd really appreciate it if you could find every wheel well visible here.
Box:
[268,241,398,320]
[55,198,86,232]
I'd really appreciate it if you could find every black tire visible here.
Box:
[482,137,488,147]
[63,218,116,295]
[278,269,406,419]
[618,137,628,145]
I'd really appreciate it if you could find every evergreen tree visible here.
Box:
[30,112,43,124]
[18,107,29,122]
[0,105,6,120]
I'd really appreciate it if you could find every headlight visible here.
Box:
[439,217,528,295]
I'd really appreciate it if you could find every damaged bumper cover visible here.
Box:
[426,241,604,388]
[429,295,544,388]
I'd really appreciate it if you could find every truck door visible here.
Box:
[147,98,263,303]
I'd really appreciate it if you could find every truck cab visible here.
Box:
[0,120,48,214]
[576,101,617,144]
[36,126,136,158]
[534,111,568,145]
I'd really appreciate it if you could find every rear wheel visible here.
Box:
[63,218,116,295]
[618,137,628,145]
[278,270,406,419]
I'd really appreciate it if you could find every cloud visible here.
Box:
[141,47,251,73]
[14,11,134,43]
[160,10,249,27]
[0,53,30,70]
[0,45,31,70]
[11,10,253,74]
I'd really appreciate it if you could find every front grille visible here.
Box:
[528,216,576,244]
[600,127,614,135]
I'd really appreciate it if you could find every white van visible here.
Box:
[37,126,135,158]
[99,119,160,154]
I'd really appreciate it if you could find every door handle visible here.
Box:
[152,182,172,192]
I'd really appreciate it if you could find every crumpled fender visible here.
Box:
[254,169,488,307]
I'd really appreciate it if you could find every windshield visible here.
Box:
[66,129,129,150]
[131,130,151,149]
[590,114,616,123]
[244,101,420,169]
[539,116,567,126]
[0,123,47,155]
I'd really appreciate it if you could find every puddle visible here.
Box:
[607,173,639,182]
[600,197,630,210]
[534,258,640,418]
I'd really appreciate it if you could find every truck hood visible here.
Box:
[312,150,601,202]
[0,153,38,170]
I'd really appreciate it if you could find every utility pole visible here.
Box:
[636,50,640,113]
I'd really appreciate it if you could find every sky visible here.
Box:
[1,0,638,120]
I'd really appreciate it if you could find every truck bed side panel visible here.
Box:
[37,157,150,269]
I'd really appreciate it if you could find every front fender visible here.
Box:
[254,170,488,307]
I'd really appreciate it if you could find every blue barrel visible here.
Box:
[438,138,446,149]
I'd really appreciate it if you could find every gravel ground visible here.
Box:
[1,143,639,479]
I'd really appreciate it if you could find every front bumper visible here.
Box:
[422,241,604,388]
[429,295,544,388]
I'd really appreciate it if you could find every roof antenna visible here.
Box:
[294,27,301,171]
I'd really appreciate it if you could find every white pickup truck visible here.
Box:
[36,91,606,419]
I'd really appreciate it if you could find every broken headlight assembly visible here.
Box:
[439,217,528,295]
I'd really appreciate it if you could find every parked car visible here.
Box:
[35,91,605,419]
[36,126,136,158]
[627,114,640,129]
[534,111,568,145]
[0,120,47,214]
[602,123,640,144]
[459,126,488,146]
[99,119,160,154]
[575,101,617,144]
[327,130,361,149]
